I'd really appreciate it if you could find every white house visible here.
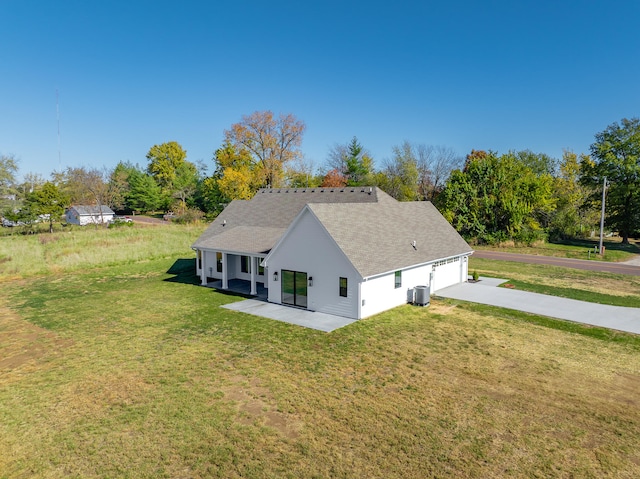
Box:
[192,187,473,320]
[66,205,115,226]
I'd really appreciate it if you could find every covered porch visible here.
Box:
[199,249,267,297]
[206,278,268,300]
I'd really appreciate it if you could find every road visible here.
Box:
[473,250,640,276]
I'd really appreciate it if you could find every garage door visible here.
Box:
[432,257,462,291]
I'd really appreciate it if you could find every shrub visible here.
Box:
[174,208,204,224]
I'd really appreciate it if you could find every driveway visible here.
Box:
[437,278,640,335]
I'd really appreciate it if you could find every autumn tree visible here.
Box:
[212,141,262,200]
[321,168,347,187]
[582,117,640,244]
[224,111,306,188]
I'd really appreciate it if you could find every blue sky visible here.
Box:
[2,0,639,181]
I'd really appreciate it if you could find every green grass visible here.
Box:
[0,222,206,279]
[470,257,640,307]
[1,226,640,477]
[474,237,640,262]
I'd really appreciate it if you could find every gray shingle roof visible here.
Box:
[306,201,473,278]
[69,205,115,216]
[193,186,472,277]
[192,187,380,253]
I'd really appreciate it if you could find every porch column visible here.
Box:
[250,256,257,295]
[221,252,228,289]
[200,250,207,286]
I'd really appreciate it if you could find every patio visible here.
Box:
[206,278,268,300]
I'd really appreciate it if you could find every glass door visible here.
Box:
[281,270,307,308]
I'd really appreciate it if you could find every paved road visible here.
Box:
[473,250,640,276]
[438,278,640,335]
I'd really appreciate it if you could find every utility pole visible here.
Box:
[599,176,607,255]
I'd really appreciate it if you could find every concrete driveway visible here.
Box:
[437,278,640,335]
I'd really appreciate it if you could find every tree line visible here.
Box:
[1,112,639,244]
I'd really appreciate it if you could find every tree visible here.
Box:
[321,168,347,187]
[437,151,555,244]
[583,118,640,244]
[171,162,199,212]
[57,166,126,225]
[212,141,263,201]
[326,137,374,186]
[108,161,137,211]
[24,182,69,233]
[548,151,598,239]
[381,141,420,201]
[225,111,306,188]
[126,170,163,212]
[0,154,19,210]
[146,141,188,190]
[415,145,464,201]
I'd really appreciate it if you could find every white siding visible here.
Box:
[360,263,432,318]
[265,210,359,319]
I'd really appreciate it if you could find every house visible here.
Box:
[65,205,115,226]
[192,187,473,320]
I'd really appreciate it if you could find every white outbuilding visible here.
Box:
[65,205,115,226]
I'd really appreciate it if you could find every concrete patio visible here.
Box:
[221,299,358,332]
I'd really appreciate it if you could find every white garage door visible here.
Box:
[432,257,462,291]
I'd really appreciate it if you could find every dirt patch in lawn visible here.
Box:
[0,302,72,380]
[222,376,301,439]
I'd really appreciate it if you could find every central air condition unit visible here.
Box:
[414,285,430,307]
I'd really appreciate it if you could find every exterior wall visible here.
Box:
[66,211,80,225]
[265,210,360,319]
[360,263,433,318]
[65,209,114,226]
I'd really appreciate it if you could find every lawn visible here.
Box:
[473,237,640,263]
[1,225,640,478]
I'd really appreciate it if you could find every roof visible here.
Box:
[304,201,473,278]
[192,187,381,253]
[68,205,115,216]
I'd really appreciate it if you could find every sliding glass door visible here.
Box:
[281,270,307,308]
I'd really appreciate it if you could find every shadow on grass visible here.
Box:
[164,258,200,285]
[163,259,257,300]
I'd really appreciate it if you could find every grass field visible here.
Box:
[1,225,640,478]
[474,237,640,263]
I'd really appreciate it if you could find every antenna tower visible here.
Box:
[56,89,61,170]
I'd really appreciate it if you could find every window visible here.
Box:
[339,277,348,297]
[258,264,264,276]
[241,255,250,273]
[394,270,402,289]
[216,252,223,273]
